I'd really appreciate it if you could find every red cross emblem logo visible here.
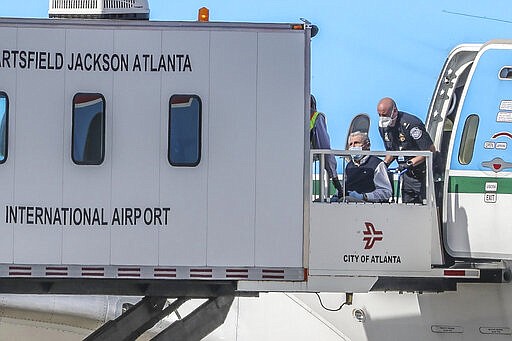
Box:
[363,222,383,249]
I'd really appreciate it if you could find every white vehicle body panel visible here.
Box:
[310,203,431,275]
[0,19,307,280]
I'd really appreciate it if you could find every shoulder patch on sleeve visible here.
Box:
[410,126,422,140]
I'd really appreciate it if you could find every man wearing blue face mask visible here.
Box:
[377,97,436,203]
[344,131,392,202]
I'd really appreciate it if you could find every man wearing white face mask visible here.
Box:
[377,97,435,203]
[343,131,392,202]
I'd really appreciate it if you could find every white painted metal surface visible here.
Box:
[48,0,150,18]
[441,41,512,260]
[0,18,307,280]
[3,286,512,341]
[295,283,512,341]
[310,203,432,276]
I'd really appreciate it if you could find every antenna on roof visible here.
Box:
[48,0,150,20]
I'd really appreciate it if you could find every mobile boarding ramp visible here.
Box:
[0,16,313,296]
[294,149,508,294]
[0,15,314,340]
[305,150,443,293]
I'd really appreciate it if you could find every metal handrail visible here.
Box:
[310,149,435,205]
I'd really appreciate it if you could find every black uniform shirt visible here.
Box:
[378,111,433,153]
[378,111,433,176]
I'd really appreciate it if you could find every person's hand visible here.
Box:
[348,191,364,200]
[398,160,414,172]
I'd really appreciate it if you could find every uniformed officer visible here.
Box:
[310,95,343,200]
[376,97,435,203]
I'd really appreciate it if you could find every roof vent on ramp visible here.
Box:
[49,0,149,20]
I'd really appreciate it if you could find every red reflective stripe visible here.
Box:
[262,275,285,279]
[82,272,104,276]
[444,270,466,276]
[226,269,248,273]
[262,269,285,273]
[118,268,140,272]
[74,93,101,104]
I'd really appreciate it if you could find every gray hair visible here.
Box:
[349,131,370,145]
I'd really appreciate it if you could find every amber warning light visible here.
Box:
[198,7,209,22]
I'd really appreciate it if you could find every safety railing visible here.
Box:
[311,149,435,205]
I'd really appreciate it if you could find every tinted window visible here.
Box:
[168,95,201,166]
[458,114,479,165]
[72,93,105,165]
[499,66,512,80]
[0,93,8,164]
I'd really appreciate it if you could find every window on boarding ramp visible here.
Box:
[0,93,8,164]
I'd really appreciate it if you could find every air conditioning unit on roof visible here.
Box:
[48,0,149,20]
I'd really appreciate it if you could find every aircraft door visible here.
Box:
[445,42,512,260]
[425,45,479,206]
